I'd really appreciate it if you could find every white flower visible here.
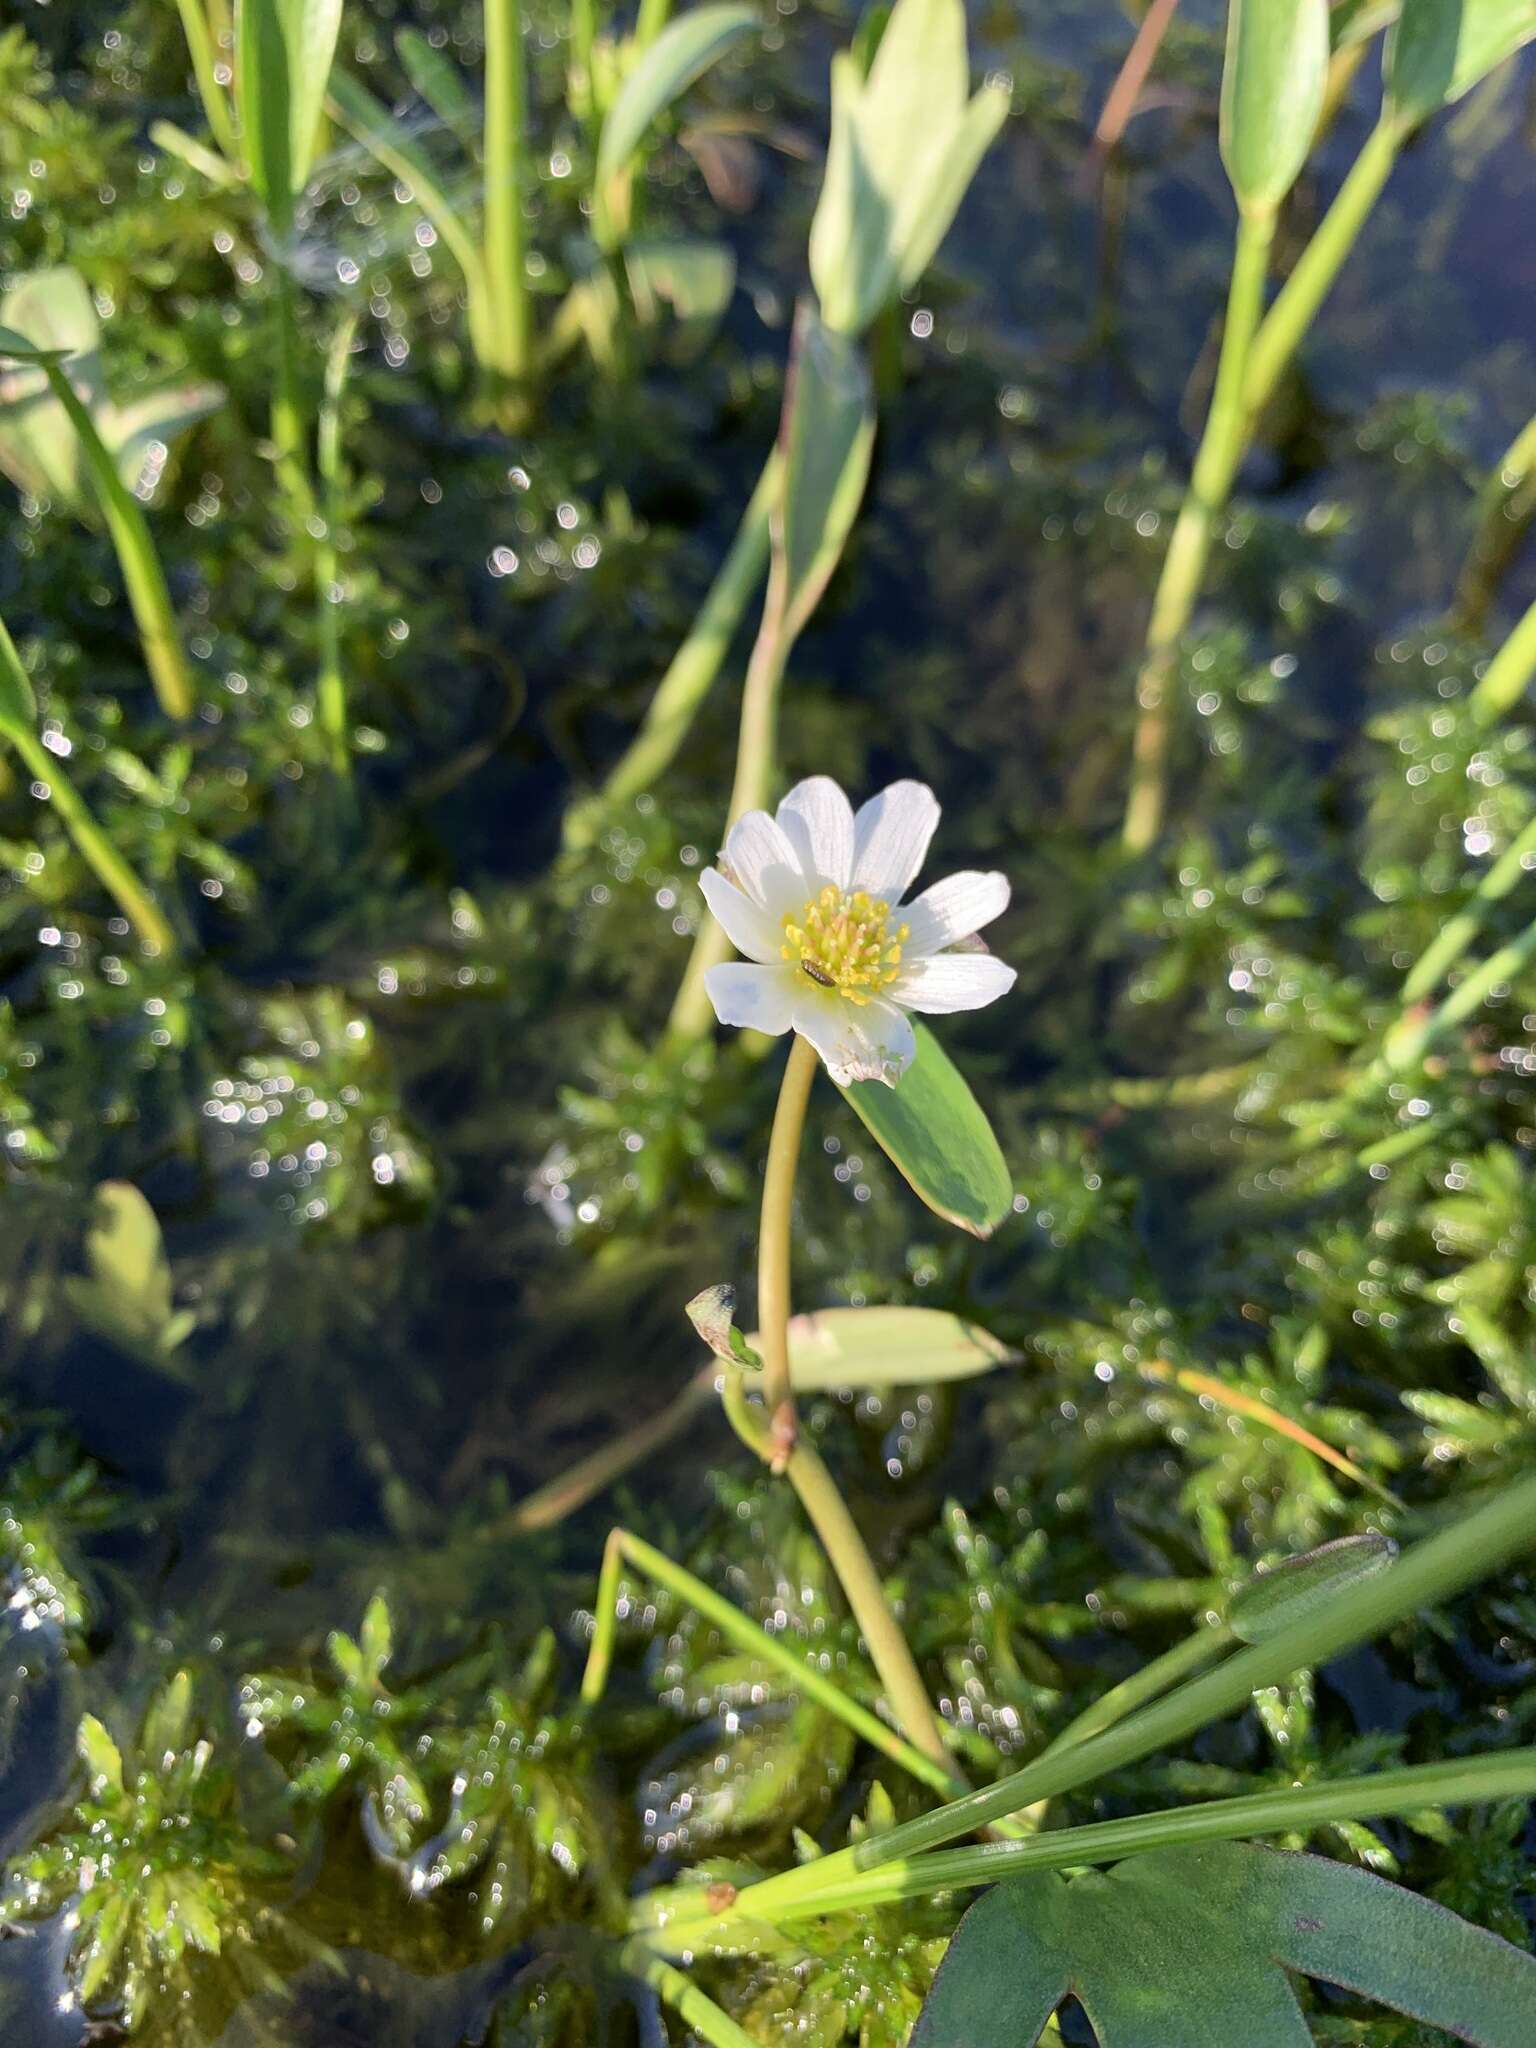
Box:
[700,776,1015,1087]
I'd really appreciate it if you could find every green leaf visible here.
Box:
[774,301,876,640]
[913,1842,1536,2045]
[594,4,756,241]
[1228,1533,1398,1644]
[624,236,736,345]
[327,71,486,290]
[839,1020,1012,1237]
[141,1671,194,1767]
[396,28,478,145]
[108,382,225,500]
[686,1283,764,1370]
[1385,0,1536,129]
[0,617,37,736]
[808,0,1007,335]
[64,1181,192,1370]
[0,268,104,513]
[237,0,345,233]
[1220,0,1330,213]
[77,1713,125,1797]
[776,1304,1016,1391]
[359,1593,393,1685]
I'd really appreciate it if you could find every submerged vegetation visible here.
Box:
[3,0,1536,2042]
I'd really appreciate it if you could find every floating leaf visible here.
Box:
[777,1305,1015,1392]
[1229,1533,1398,1644]
[594,4,757,244]
[1385,0,1536,129]
[1220,0,1330,214]
[913,1841,1536,2045]
[840,1020,1011,1237]
[64,1181,196,1371]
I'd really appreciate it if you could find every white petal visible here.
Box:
[704,962,798,1036]
[851,781,941,904]
[720,809,805,917]
[776,776,854,893]
[902,871,1010,956]
[891,952,1017,1014]
[792,986,916,1086]
[700,868,784,965]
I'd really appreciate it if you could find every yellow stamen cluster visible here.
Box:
[782,886,909,1005]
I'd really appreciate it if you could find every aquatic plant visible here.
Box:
[0,1676,293,2034]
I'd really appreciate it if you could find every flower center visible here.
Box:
[781,887,909,1005]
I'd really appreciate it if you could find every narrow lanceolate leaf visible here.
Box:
[594,4,756,232]
[396,28,479,145]
[1228,1532,1398,1644]
[914,1842,1536,2046]
[0,617,38,736]
[773,302,876,640]
[841,1020,1012,1237]
[237,0,345,233]
[1385,0,1536,130]
[1220,0,1330,214]
[327,72,487,290]
[774,1305,1016,1392]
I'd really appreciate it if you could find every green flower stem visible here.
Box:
[483,0,533,398]
[315,313,359,775]
[641,1749,1536,1928]
[1381,912,1536,1076]
[578,1524,963,1799]
[563,452,779,853]
[617,1938,759,2048]
[271,263,316,522]
[756,1034,818,1441]
[1122,204,1275,854]
[1468,588,1536,727]
[667,584,793,1041]
[4,722,177,958]
[172,0,239,161]
[658,1468,1536,1930]
[1456,408,1536,631]
[1399,810,1536,1004]
[43,366,194,722]
[1240,116,1402,429]
[1041,1620,1236,1757]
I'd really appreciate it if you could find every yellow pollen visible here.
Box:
[781,886,909,1005]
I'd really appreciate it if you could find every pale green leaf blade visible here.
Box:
[107,382,225,498]
[359,1594,393,1684]
[595,5,756,196]
[0,617,38,735]
[140,1671,194,1766]
[238,0,344,229]
[624,237,736,331]
[808,54,892,335]
[64,1181,184,1364]
[839,1020,1012,1237]
[893,81,1009,293]
[909,1875,1072,2046]
[775,302,875,639]
[1386,0,1536,128]
[0,268,103,512]
[1220,0,1331,212]
[327,71,487,288]
[396,28,478,145]
[1229,1532,1399,1644]
[774,1304,1016,1392]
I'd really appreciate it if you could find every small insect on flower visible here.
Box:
[701,777,1015,1085]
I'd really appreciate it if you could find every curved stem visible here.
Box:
[1122,203,1274,853]
[1455,408,1536,632]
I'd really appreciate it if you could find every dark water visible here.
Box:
[2,1,1535,2041]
